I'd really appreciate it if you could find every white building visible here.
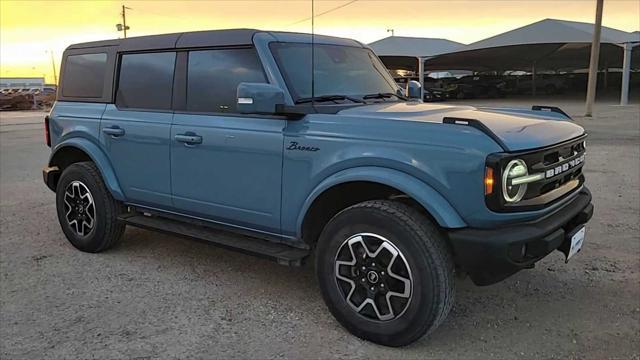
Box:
[0,77,45,91]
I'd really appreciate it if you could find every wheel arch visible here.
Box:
[297,166,466,246]
[48,139,125,201]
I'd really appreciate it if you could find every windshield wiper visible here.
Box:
[362,92,407,101]
[295,94,366,104]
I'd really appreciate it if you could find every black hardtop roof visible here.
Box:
[66,28,261,51]
[65,28,365,53]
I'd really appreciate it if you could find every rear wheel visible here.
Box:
[315,200,455,347]
[55,162,125,252]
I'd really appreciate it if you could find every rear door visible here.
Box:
[100,51,176,207]
[171,48,285,234]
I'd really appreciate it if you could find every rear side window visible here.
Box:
[186,48,265,113]
[116,52,176,110]
[62,53,107,98]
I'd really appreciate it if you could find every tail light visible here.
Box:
[44,115,51,147]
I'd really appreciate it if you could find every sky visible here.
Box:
[1,0,638,84]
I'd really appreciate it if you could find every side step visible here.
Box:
[118,213,309,266]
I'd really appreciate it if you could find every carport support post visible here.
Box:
[585,0,604,117]
[418,57,425,101]
[531,63,536,96]
[620,42,632,106]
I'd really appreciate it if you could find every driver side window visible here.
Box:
[186,48,266,113]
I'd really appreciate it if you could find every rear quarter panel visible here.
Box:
[49,101,106,148]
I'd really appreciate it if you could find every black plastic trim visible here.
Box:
[442,117,508,151]
[532,105,572,120]
[118,211,309,266]
[449,187,593,286]
[42,166,60,192]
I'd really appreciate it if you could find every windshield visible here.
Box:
[270,42,400,102]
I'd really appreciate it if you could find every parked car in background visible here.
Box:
[444,75,506,99]
[507,74,568,95]
[395,76,446,102]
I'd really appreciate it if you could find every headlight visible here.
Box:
[502,159,528,203]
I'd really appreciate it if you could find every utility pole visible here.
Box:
[46,50,57,85]
[117,5,132,38]
[585,0,604,117]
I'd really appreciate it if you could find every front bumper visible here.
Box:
[448,187,593,286]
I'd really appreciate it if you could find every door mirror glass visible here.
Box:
[237,83,285,115]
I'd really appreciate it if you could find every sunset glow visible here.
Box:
[1,0,638,83]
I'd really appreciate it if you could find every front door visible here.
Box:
[170,47,284,234]
[171,115,284,233]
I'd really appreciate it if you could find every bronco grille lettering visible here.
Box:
[545,154,585,178]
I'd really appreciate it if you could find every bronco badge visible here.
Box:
[287,141,319,152]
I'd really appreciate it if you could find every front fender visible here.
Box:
[49,138,125,201]
[296,166,467,236]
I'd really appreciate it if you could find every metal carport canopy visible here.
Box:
[424,18,639,72]
[369,36,465,99]
[369,36,464,72]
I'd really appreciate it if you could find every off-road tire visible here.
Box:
[316,200,455,347]
[55,162,125,252]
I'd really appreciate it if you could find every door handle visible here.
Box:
[102,126,125,137]
[175,133,203,145]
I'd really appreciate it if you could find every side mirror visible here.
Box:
[237,83,285,115]
[406,80,422,100]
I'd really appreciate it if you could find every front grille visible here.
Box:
[519,136,586,204]
[486,134,587,212]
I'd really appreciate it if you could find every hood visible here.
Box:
[338,102,585,152]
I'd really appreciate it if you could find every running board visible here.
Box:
[118,213,309,266]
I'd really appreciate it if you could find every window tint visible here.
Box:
[187,49,265,113]
[62,53,107,98]
[116,52,176,110]
[270,43,397,101]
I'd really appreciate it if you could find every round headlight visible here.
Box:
[502,159,528,203]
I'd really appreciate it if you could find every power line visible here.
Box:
[287,0,358,26]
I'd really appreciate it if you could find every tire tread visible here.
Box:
[322,199,455,346]
[56,162,125,252]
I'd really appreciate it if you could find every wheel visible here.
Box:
[55,162,125,252]
[315,200,455,347]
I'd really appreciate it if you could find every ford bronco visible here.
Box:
[43,29,593,346]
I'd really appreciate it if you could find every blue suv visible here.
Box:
[43,29,593,346]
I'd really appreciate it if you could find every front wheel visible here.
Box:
[55,162,125,252]
[315,200,455,347]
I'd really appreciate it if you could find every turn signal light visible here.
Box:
[484,167,494,195]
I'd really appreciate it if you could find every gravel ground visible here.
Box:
[1,100,638,359]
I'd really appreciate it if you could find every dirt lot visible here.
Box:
[1,100,639,359]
